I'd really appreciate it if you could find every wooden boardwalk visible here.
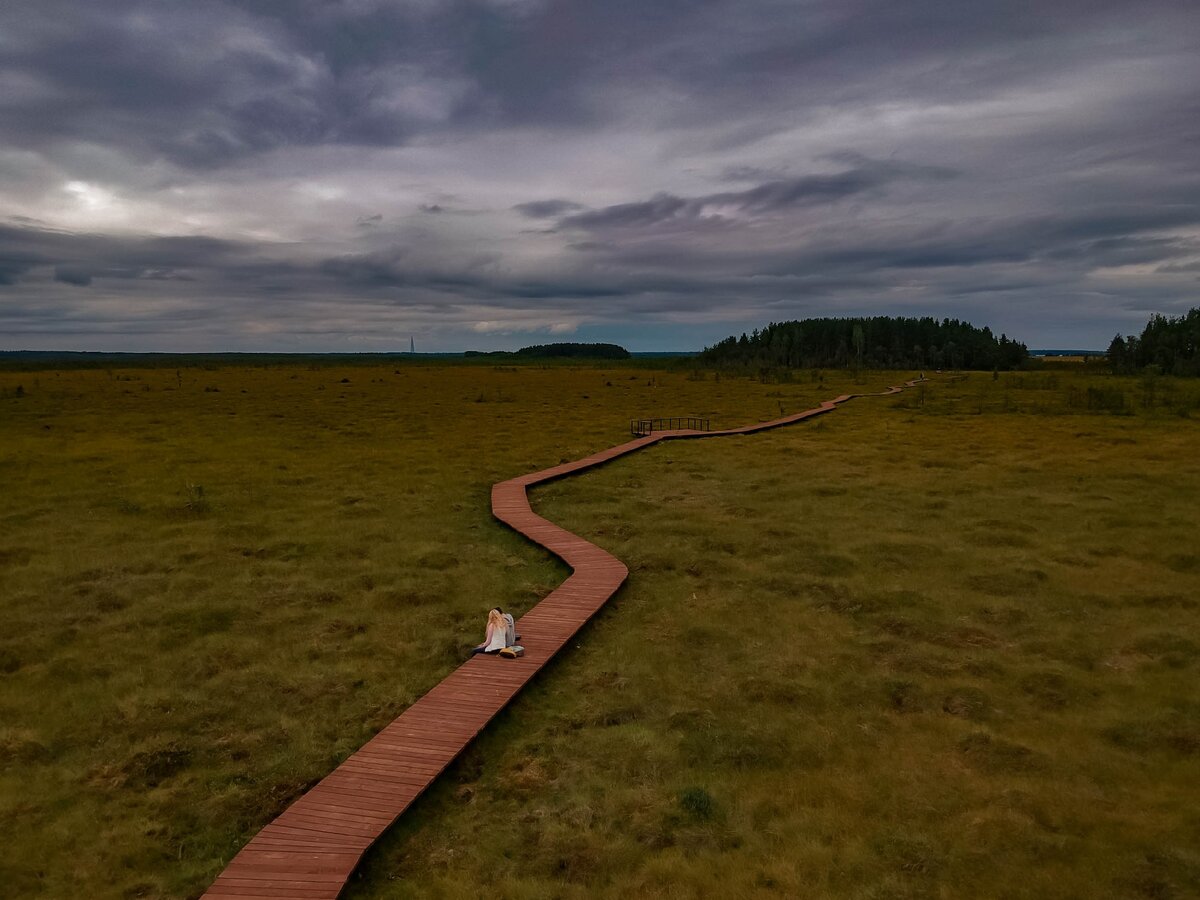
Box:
[200,379,922,899]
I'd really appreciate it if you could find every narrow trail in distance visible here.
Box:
[201,377,925,899]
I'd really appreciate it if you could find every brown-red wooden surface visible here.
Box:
[201,380,922,898]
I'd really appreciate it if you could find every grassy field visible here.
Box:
[1,362,1198,898]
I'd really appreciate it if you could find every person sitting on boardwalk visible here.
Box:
[472,607,516,655]
[500,608,517,645]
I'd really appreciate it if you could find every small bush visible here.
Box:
[0,730,50,764]
[121,744,193,788]
[942,686,992,721]
[0,650,22,675]
[678,786,717,820]
[884,678,926,712]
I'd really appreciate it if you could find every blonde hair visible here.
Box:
[487,608,506,631]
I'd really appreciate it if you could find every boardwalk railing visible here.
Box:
[630,416,710,436]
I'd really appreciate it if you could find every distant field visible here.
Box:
[1,364,1198,898]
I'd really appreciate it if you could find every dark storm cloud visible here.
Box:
[0,219,653,306]
[0,218,703,313]
[0,221,256,287]
[557,159,959,231]
[4,0,1197,167]
[0,260,37,286]
[558,195,691,231]
[2,2,489,168]
[2,6,319,168]
[513,199,585,218]
[667,0,1197,113]
[4,0,752,167]
[500,199,1200,338]
[1158,260,1200,274]
[318,250,409,288]
[1,0,1198,349]
[53,266,92,286]
[258,200,1200,300]
[719,166,790,183]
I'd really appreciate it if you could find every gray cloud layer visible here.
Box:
[2,0,1198,350]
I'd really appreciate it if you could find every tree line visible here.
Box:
[1108,307,1200,376]
[698,316,1028,370]
[464,342,632,359]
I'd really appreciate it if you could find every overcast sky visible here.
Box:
[1,0,1198,352]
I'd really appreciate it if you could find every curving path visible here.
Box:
[200,378,924,899]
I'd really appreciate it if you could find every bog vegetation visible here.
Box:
[699,316,1029,371]
[1,361,1198,899]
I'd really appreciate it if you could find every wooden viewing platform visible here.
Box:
[200,379,924,899]
[630,415,711,436]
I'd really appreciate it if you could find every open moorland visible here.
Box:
[2,362,1199,899]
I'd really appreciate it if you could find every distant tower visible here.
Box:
[410,336,415,354]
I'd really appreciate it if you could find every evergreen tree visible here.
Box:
[1107,334,1129,374]
[1107,307,1200,376]
[698,316,1028,371]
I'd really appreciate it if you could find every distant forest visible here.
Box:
[699,316,1028,370]
[1108,307,1200,376]
[466,342,631,359]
